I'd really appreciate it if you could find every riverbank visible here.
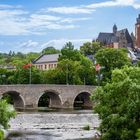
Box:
[7,110,100,140]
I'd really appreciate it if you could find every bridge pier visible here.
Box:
[61,99,74,109]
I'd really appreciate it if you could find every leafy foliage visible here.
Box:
[0,100,16,129]
[13,66,42,84]
[42,46,60,54]
[95,48,131,83]
[80,41,103,56]
[0,129,4,140]
[59,42,82,61]
[91,66,140,140]
[43,42,96,85]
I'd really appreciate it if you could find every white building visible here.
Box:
[33,54,59,70]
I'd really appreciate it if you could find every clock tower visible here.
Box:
[136,14,140,48]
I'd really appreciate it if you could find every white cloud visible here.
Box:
[0,4,22,9]
[16,40,39,53]
[48,24,76,30]
[41,38,92,50]
[0,0,140,35]
[19,40,39,48]
[87,0,140,9]
[1,39,92,53]
[0,5,87,35]
[60,17,90,24]
[47,6,94,14]
[47,0,140,15]
[0,9,30,35]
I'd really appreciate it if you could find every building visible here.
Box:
[135,14,140,48]
[0,65,16,70]
[33,54,59,70]
[97,24,133,49]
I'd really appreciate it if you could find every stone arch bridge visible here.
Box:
[0,85,96,109]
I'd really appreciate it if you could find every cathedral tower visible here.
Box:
[135,14,140,48]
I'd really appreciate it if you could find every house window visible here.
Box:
[45,64,47,69]
[54,64,57,68]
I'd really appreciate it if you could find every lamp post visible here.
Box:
[66,64,69,85]
[1,74,6,85]
[95,64,101,86]
[84,77,86,85]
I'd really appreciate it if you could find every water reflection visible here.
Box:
[16,107,93,114]
[6,131,97,140]
[6,130,63,140]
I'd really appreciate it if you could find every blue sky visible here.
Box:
[0,0,140,53]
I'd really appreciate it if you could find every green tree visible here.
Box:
[136,129,140,140]
[42,56,96,85]
[0,69,7,84]
[42,46,60,54]
[0,129,4,140]
[95,48,131,83]
[0,100,16,129]
[13,66,41,84]
[57,59,83,85]
[91,66,140,140]
[26,52,40,62]
[78,55,96,85]
[41,68,66,84]
[59,42,82,61]
[80,41,103,56]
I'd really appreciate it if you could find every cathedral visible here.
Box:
[97,24,134,49]
[96,14,140,62]
[97,14,140,50]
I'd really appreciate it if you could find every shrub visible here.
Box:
[83,124,90,131]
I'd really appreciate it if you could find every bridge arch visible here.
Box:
[73,91,92,109]
[37,90,62,108]
[1,91,25,108]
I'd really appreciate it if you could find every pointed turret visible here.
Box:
[113,24,117,34]
[135,14,140,48]
[136,14,140,24]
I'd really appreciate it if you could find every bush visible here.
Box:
[0,129,4,140]
[83,124,90,131]
[136,129,140,140]
[0,100,16,129]
[91,66,140,140]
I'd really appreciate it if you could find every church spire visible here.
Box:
[136,14,140,24]
[113,24,117,34]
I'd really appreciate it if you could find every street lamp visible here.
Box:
[84,77,86,85]
[1,74,6,85]
[66,64,69,85]
[95,64,101,86]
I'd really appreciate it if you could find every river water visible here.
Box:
[6,109,100,140]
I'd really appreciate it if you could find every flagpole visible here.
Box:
[29,62,31,84]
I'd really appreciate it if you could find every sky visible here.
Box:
[0,0,140,53]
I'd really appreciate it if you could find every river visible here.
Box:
[6,109,100,140]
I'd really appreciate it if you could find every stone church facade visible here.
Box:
[97,14,140,50]
[97,24,134,49]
